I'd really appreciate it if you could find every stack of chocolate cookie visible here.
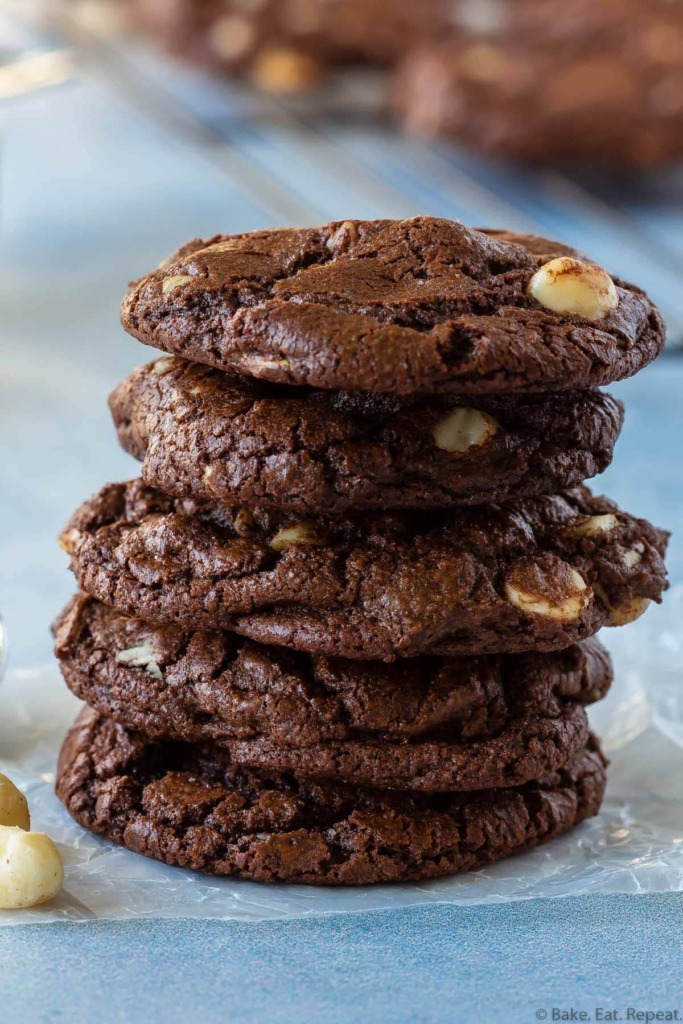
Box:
[54,218,669,885]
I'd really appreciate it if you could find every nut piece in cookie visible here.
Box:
[115,641,163,680]
[161,274,193,296]
[326,220,360,254]
[432,407,500,453]
[528,258,619,321]
[593,582,653,627]
[269,521,321,551]
[566,514,619,539]
[607,597,651,626]
[505,555,590,622]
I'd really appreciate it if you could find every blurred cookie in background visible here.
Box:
[129,0,455,93]
[394,0,683,169]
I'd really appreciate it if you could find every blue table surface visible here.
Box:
[1,11,683,1022]
[1,897,683,1024]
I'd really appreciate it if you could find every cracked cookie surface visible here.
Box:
[121,219,665,396]
[110,357,624,513]
[55,595,611,791]
[61,479,668,660]
[56,709,607,884]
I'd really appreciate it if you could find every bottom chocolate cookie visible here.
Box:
[57,710,607,886]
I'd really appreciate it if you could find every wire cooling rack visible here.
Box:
[8,0,683,343]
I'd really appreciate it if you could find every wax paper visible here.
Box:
[1,590,682,925]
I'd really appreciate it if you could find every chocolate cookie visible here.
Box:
[56,709,607,884]
[55,595,611,791]
[61,479,668,660]
[120,219,664,396]
[110,357,624,514]
[131,0,453,91]
[394,0,683,168]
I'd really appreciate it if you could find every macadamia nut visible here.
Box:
[116,642,163,679]
[568,514,619,539]
[269,521,320,551]
[433,407,500,453]
[609,596,651,626]
[528,257,619,321]
[161,274,193,296]
[0,775,30,831]
[623,545,644,569]
[0,827,63,909]
[505,555,590,622]
[327,221,360,254]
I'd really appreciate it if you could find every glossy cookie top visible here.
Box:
[121,219,665,396]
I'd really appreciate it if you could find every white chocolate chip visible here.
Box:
[0,827,64,909]
[327,221,359,254]
[204,238,243,254]
[59,527,80,555]
[433,408,500,453]
[116,642,163,679]
[608,596,651,627]
[568,514,619,539]
[236,354,292,374]
[161,274,193,296]
[250,48,322,93]
[0,776,30,831]
[505,557,590,622]
[269,522,320,551]
[623,544,644,569]
[209,15,256,62]
[528,257,619,321]
[591,582,650,627]
[152,356,176,374]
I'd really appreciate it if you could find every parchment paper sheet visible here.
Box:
[1,590,682,924]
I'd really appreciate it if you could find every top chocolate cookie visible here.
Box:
[121,219,665,396]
